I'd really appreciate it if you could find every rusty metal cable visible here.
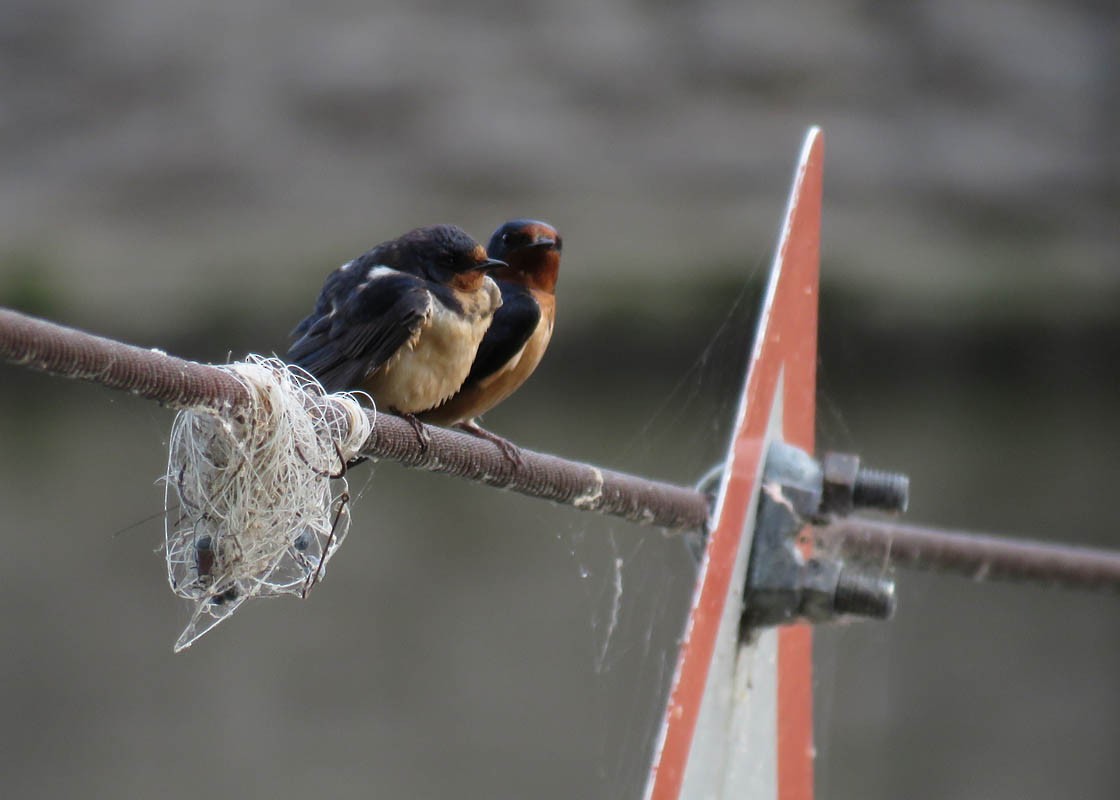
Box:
[360,419,710,530]
[0,307,709,531]
[817,518,1120,593]
[0,307,250,410]
[3,305,1120,591]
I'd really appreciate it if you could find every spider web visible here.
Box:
[562,272,767,797]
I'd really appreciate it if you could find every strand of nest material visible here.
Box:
[2,305,1119,594]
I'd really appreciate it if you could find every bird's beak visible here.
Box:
[478,258,508,271]
[528,237,557,249]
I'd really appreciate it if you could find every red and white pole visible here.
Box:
[646,127,823,800]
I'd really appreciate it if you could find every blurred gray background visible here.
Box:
[1,1,1118,798]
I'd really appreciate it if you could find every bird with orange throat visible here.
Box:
[286,224,506,437]
[419,219,561,458]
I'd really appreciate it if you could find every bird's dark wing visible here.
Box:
[290,241,406,339]
[287,268,432,392]
[464,282,541,385]
[290,263,355,339]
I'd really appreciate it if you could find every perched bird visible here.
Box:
[419,219,561,450]
[286,224,505,419]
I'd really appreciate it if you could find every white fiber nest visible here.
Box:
[164,356,372,652]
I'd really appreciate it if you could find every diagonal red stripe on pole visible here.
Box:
[646,127,822,800]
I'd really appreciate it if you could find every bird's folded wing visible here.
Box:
[465,284,541,385]
[287,271,433,393]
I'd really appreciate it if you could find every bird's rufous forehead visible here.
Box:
[472,243,489,262]
[520,221,558,240]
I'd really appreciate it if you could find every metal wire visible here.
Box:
[0,308,250,409]
[0,307,709,532]
[3,305,1120,592]
[818,518,1120,593]
[359,416,710,530]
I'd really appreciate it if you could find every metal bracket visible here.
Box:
[741,442,905,632]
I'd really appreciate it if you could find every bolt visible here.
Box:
[853,468,909,514]
[833,568,896,619]
[820,452,860,516]
[819,451,910,517]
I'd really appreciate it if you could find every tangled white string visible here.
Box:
[164,356,372,652]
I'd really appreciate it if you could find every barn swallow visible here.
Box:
[419,219,561,456]
[286,225,505,424]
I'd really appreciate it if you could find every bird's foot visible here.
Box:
[455,420,523,468]
[392,409,432,454]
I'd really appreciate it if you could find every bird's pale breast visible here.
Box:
[422,289,554,424]
[361,278,501,413]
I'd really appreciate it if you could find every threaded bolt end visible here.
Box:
[834,569,896,619]
[853,468,910,513]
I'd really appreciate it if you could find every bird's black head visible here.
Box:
[397,224,506,283]
[487,219,562,262]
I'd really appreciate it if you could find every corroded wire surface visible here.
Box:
[4,304,1120,586]
[0,306,710,532]
[0,308,250,409]
[361,417,711,531]
[819,518,1120,593]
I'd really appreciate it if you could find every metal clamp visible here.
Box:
[741,442,905,632]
